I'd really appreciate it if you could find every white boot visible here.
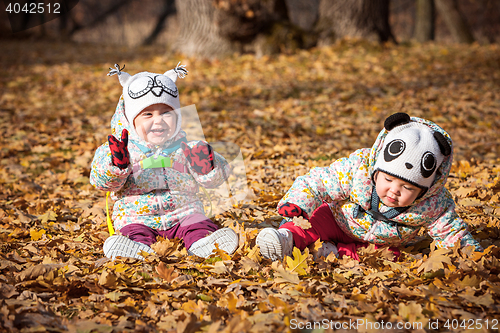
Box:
[314,241,338,260]
[188,228,239,258]
[256,228,294,261]
[103,234,154,260]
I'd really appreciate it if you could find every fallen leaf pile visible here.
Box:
[0,39,499,332]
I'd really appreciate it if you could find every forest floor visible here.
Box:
[0,40,500,332]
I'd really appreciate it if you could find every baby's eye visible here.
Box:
[404,186,416,191]
[142,112,153,117]
[385,177,392,182]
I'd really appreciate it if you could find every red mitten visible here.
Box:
[108,129,130,170]
[278,202,308,219]
[181,141,215,175]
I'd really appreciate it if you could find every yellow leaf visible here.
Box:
[182,300,200,313]
[38,211,57,224]
[398,301,426,324]
[155,262,179,282]
[246,245,262,263]
[225,292,238,313]
[285,247,309,276]
[454,186,475,198]
[30,228,46,241]
[417,248,452,274]
[208,243,232,260]
[240,256,260,273]
[105,291,127,302]
[271,261,300,284]
[292,216,311,230]
[98,270,118,289]
[209,260,229,275]
[269,295,288,311]
[459,198,482,207]
[151,237,181,257]
[458,289,494,307]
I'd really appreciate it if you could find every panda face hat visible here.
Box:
[107,63,188,140]
[373,113,452,190]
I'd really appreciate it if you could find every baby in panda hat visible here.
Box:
[90,63,239,260]
[257,113,482,261]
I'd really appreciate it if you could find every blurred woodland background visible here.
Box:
[1,0,500,57]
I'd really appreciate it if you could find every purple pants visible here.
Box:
[120,213,218,249]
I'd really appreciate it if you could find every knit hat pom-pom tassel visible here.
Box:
[173,62,188,79]
[108,64,131,87]
[108,64,125,76]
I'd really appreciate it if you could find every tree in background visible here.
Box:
[174,0,396,57]
[143,0,176,46]
[414,0,435,42]
[413,0,475,43]
[315,0,396,46]
[3,0,498,53]
[175,0,307,57]
[434,0,474,43]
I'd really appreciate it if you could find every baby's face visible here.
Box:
[134,104,176,145]
[374,171,422,207]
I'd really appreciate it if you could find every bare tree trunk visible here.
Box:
[414,0,435,42]
[174,0,297,57]
[69,0,134,36]
[174,0,235,57]
[142,0,176,46]
[285,0,320,31]
[434,0,474,43]
[316,0,396,45]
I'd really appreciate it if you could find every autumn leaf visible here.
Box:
[398,301,426,326]
[30,228,46,241]
[151,237,182,257]
[155,262,179,282]
[239,256,261,273]
[454,186,476,198]
[245,245,262,263]
[98,269,118,289]
[292,216,311,229]
[105,291,128,302]
[208,243,232,260]
[285,247,309,276]
[38,211,57,224]
[363,271,393,284]
[417,248,452,274]
[271,261,300,284]
[209,260,229,275]
[458,289,494,307]
[459,198,482,207]
[2,40,500,332]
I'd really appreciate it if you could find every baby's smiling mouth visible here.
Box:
[150,128,167,135]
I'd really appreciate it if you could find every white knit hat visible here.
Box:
[373,113,451,189]
[108,63,188,139]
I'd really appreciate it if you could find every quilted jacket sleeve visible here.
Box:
[426,189,483,251]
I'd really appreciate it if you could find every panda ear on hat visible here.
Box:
[107,64,131,87]
[384,112,411,131]
[433,132,452,156]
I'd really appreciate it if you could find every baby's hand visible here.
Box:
[278,202,308,219]
[108,129,130,170]
[181,141,215,175]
